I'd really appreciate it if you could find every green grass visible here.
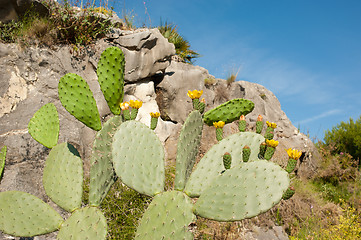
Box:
[312,179,352,204]
[82,179,151,240]
[81,163,177,239]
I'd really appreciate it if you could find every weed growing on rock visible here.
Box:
[158,21,200,64]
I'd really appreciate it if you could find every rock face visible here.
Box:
[0,27,318,239]
[0,0,52,23]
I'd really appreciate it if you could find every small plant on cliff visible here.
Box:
[0,1,115,46]
[158,21,200,64]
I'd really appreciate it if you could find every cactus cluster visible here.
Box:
[0,47,126,239]
[0,46,300,239]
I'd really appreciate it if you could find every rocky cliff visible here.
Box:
[0,27,320,239]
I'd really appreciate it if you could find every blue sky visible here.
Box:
[107,0,361,141]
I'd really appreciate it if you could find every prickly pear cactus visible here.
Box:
[0,145,6,180]
[43,142,83,212]
[0,191,64,237]
[135,191,195,240]
[97,46,125,115]
[58,73,102,131]
[0,142,108,239]
[174,110,203,191]
[194,161,289,221]
[112,120,165,196]
[57,207,107,240]
[89,115,122,206]
[28,103,59,148]
[184,132,265,197]
[203,98,254,126]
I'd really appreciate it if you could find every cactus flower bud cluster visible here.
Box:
[213,121,225,141]
[149,112,160,130]
[256,115,263,134]
[120,100,143,120]
[238,115,246,132]
[187,90,205,112]
[264,139,279,160]
[285,148,302,173]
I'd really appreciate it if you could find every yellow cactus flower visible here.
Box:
[239,115,245,121]
[213,121,225,129]
[120,102,129,110]
[150,112,160,118]
[129,100,143,109]
[287,148,302,160]
[266,139,279,148]
[257,115,263,121]
[266,121,277,128]
[187,90,203,99]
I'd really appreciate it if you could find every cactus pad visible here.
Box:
[174,111,203,191]
[97,47,125,115]
[184,132,264,197]
[135,191,195,240]
[28,103,59,148]
[0,191,63,237]
[0,145,6,180]
[194,161,290,221]
[57,206,107,240]
[89,116,122,206]
[203,99,254,126]
[112,120,165,196]
[43,143,83,212]
[58,73,101,131]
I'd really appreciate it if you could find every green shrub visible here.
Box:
[290,201,361,240]
[158,22,200,64]
[323,116,361,166]
[47,2,114,46]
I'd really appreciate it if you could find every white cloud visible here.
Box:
[296,109,342,125]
